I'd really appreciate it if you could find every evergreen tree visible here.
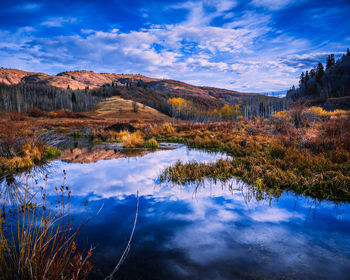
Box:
[137,81,141,87]
[299,72,305,86]
[71,92,77,104]
[305,71,310,84]
[347,48,350,57]
[316,62,324,81]
[326,54,335,69]
[310,69,316,78]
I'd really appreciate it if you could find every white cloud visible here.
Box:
[41,17,77,27]
[250,0,305,11]
[16,3,42,11]
[248,207,303,223]
[1,1,343,92]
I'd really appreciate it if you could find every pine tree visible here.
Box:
[299,72,305,86]
[305,71,310,84]
[347,48,350,57]
[310,69,316,78]
[71,92,77,104]
[326,54,335,69]
[316,62,324,81]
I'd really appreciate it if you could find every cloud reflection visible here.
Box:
[14,146,350,279]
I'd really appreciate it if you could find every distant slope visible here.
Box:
[95,96,170,120]
[0,68,256,107]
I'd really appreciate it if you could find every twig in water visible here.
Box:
[105,191,139,280]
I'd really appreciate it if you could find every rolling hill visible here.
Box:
[0,68,256,108]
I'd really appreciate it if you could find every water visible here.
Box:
[3,145,350,279]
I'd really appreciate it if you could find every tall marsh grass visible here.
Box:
[0,174,94,279]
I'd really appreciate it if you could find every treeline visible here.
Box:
[168,96,290,121]
[0,77,290,121]
[241,96,290,119]
[287,48,350,107]
[0,83,103,112]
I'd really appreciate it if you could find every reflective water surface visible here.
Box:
[3,146,350,279]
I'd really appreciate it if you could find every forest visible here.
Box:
[0,81,290,121]
[287,48,350,109]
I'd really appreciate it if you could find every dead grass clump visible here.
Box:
[144,138,159,149]
[122,131,144,148]
[27,107,48,118]
[8,111,27,121]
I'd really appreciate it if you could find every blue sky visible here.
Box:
[0,0,349,92]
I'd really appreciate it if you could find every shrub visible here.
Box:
[8,111,27,121]
[144,138,159,149]
[122,132,144,148]
[43,146,62,159]
[163,123,174,134]
[27,107,47,118]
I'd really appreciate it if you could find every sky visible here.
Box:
[0,0,349,92]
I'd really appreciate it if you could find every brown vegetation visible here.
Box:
[155,107,350,201]
[0,177,93,279]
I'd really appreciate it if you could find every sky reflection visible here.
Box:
[6,146,350,279]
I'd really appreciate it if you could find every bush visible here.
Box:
[8,111,27,121]
[163,123,174,134]
[27,107,47,118]
[145,138,159,149]
[43,146,61,159]
[122,132,144,148]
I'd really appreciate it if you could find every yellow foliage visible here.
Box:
[168,97,188,112]
[275,110,291,121]
[118,130,129,138]
[163,123,175,134]
[308,107,327,115]
[49,111,57,118]
[122,132,144,148]
[219,104,240,120]
[308,106,348,116]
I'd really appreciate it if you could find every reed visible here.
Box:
[0,174,93,279]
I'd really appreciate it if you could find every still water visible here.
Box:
[6,145,350,279]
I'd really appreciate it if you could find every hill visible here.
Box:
[94,96,169,120]
[0,68,288,121]
[0,68,255,106]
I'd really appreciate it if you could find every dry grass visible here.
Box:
[122,131,145,148]
[0,177,93,279]
[94,96,170,120]
[154,112,350,201]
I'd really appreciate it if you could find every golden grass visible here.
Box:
[94,96,170,120]
[121,131,145,148]
[154,115,350,201]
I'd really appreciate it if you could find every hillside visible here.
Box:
[287,49,350,109]
[94,96,170,120]
[0,68,289,121]
[0,68,255,108]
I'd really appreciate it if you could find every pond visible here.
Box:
[2,145,350,279]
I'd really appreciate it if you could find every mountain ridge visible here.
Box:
[0,68,254,100]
